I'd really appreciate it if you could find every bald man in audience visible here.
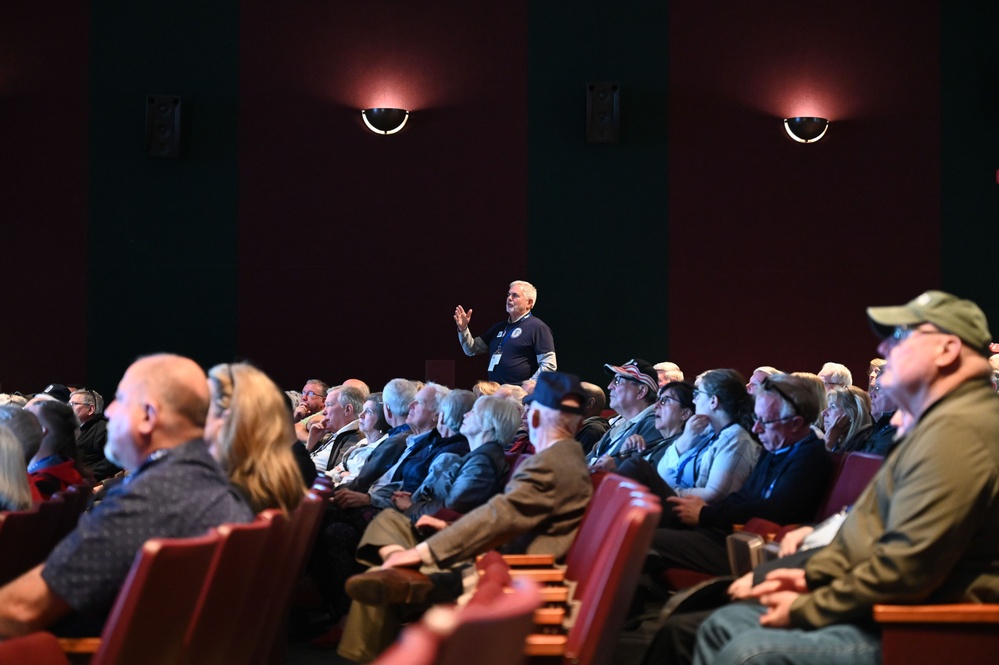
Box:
[0,354,253,638]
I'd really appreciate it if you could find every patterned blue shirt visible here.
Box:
[42,438,253,626]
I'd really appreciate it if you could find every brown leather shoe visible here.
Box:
[345,568,434,606]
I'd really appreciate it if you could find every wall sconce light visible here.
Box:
[783,117,829,143]
[361,108,410,135]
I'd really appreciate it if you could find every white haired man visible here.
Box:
[453,280,557,385]
[817,362,852,392]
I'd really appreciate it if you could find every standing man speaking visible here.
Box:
[454,280,557,385]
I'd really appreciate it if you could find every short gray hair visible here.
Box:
[819,362,853,388]
[440,390,475,433]
[423,383,451,413]
[510,280,537,307]
[335,386,366,415]
[474,395,521,445]
[382,379,418,418]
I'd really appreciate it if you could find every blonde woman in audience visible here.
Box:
[207,363,306,514]
[471,381,499,397]
[822,386,873,452]
[0,428,32,511]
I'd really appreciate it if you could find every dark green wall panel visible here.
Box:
[88,1,240,389]
[527,3,669,385]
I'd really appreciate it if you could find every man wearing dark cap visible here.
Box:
[692,291,999,665]
[337,372,593,662]
[38,384,71,403]
[588,358,660,466]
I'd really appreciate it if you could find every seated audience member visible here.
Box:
[305,381,417,637]
[863,373,898,456]
[494,383,527,403]
[0,405,43,464]
[0,428,32,511]
[690,290,999,665]
[338,379,417,495]
[307,386,365,473]
[617,371,760,520]
[24,400,89,498]
[293,379,330,441]
[343,378,370,399]
[790,372,828,432]
[867,357,886,391]
[471,380,499,397]
[587,358,660,463]
[820,386,873,452]
[0,394,28,407]
[283,393,318,488]
[68,389,119,482]
[366,388,473,509]
[654,361,685,387]
[594,380,695,472]
[384,394,517,523]
[293,379,328,422]
[817,362,852,392]
[35,384,71,403]
[574,381,610,454]
[329,393,390,486]
[337,371,593,663]
[504,396,534,455]
[652,374,834,576]
[0,354,253,638]
[308,386,470,639]
[0,406,44,501]
[206,363,306,514]
[745,366,780,395]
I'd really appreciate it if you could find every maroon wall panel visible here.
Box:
[238,1,529,390]
[0,3,90,392]
[668,2,941,381]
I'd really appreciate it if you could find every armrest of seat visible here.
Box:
[524,633,568,656]
[477,553,556,567]
[57,637,101,654]
[509,568,566,583]
[874,604,999,623]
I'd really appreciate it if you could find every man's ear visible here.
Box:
[139,401,158,435]
[935,336,964,368]
[530,407,541,429]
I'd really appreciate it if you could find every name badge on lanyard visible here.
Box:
[489,352,503,371]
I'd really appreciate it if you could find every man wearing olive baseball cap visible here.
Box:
[693,291,999,665]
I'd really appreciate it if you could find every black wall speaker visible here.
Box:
[146,95,182,158]
[586,82,620,144]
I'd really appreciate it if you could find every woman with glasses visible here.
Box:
[617,370,760,525]
[821,386,873,452]
[206,363,306,514]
